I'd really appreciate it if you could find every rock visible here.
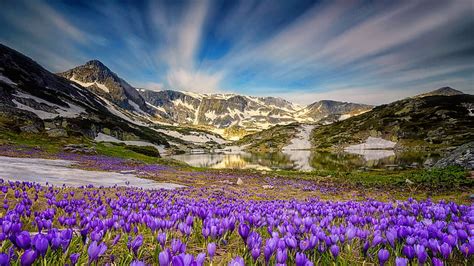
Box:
[119,170,136,174]
[19,125,40,133]
[46,128,68,137]
[221,180,234,185]
[433,141,474,170]
[423,158,435,167]
[405,179,414,185]
[236,178,244,185]
[63,144,97,154]
[262,185,274,189]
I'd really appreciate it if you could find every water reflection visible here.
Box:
[169,150,440,172]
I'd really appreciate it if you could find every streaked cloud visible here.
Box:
[0,0,472,104]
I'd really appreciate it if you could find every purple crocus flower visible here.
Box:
[238,224,250,241]
[264,246,272,263]
[295,252,308,266]
[14,231,31,250]
[207,242,216,261]
[330,244,340,258]
[431,257,444,266]
[130,235,143,256]
[395,257,408,266]
[439,242,452,259]
[20,249,38,266]
[158,250,170,266]
[0,253,9,266]
[171,239,184,255]
[251,247,260,261]
[33,234,49,257]
[171,255,184,266]
[87,241,107,263]
[112,234,121,245]
[157,232,166,248]
[377,249,389,266]
[130,260,146,266]
[285,236,297,249]
[276,248,287,263]
[228,256,244,266]
[70,253,80,266]
[402,245,415,260]
[414,244,427,264]
[195,253,206,266]
[460,243,471,258]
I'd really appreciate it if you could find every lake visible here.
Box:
[168,149,441,171]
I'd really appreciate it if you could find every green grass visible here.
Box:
[0,131,186,167]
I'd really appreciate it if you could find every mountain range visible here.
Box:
[57,59,373,135]
[0,42,472,155]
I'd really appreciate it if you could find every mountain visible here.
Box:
[0,43,229,154]
[58,60,149,114]
[415,87,464,98]
[295,100,372,122]
[139,89,371,133]
[57,60,372,137]
[311,90,474,149]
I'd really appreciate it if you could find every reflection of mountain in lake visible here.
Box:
[345,149,395,161]
[283,150,313,171]
[169,150,440,171]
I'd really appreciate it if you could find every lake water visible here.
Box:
[169,150,441,171]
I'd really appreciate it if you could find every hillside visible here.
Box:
[311,92,474,150]
[235,123,301,152]
[0,44,230,155]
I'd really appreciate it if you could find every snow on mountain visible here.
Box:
[58,60,149,114]
[282,124,315,151]
[140,89,372,131]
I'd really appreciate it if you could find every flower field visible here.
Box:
[0,179,472,266]
[0,144,472,265]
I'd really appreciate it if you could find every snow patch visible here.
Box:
[283,125,315,150]
[0,74,17,86]
[461,103,474,117]
[95,133,166,154]
[13,92,85,119]
[0,156,182,189]
[70,76,109,93]
[155,129,227,144]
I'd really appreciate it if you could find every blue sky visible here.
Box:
[0,0,472,104]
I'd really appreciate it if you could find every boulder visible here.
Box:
[433,142,474,170]
[46,128,68,137]
[63,144,97,154]
[19,125,40,133]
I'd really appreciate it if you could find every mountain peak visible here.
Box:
[416,87,464,98]
[84,59,108,69]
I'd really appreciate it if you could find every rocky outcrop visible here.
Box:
[58,60,149,113]
[311,93,474,149]
[433,142,474,170]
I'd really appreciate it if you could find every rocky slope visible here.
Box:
[415,87,464,98]
[58,60,149,114]
[311,90,474,150]
[0,44,228,154]
[295,100,372,122]
[139,89,372,133]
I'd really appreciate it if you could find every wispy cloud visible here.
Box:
[0,0,471,104]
